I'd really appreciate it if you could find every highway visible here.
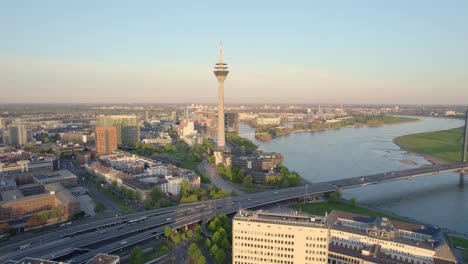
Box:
[1,162,466,263]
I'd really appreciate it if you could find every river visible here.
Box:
[239,116,468,234]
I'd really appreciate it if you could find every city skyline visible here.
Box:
[1,1,468,104]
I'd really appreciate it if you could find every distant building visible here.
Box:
[75,150,95,165]
[232,151,283,171]
[0,117,6,128]
[6,125,28,146]
[225,112,239,132]
[96,126,118,154]
[52,144,83,158]
[61,132,95,144]
[256,117,281,126]
[0,154,59,175]
[96,115,140,147]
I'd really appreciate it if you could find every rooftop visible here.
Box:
[87,253,120,264]
[34,169,77,182]
[234,209,326,228]
[1,189,24,202]
[327,210,455,259]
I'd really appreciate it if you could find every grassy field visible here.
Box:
[179,159,200,171]
[394,127,466,162]
[381,116,419,124]
[451,236,468,249]
[290,201,404,221]
[145,242,170,262]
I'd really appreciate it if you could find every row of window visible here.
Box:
[235,252,294,259]
[329,253,360,264]
[235,229,295,239]
[305,250,327,255]
[234,260,293,264]
[306,243,327,248]
[306,256,327,262]
[306,236,327,241]
[235,236,295,245]
[234,255,294,263]
[236,243,294,251]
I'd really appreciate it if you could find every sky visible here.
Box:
[1,1,467,105]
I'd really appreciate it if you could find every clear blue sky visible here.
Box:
[1,0,467,104]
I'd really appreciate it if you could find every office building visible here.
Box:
[233,210,329,264]
[95,126,118,154]
[0,117,6,128]
[225,112,239,132]
[96,115,140,147]
[6,125,28,146]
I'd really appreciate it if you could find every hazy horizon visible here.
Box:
[1,1,467,105]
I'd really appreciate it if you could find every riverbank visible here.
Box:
[255,115,420,142]
[394,126,466,163]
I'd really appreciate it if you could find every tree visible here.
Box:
[94,203,104,213]
[221,237,230,251]
[243,175,253,188]
[188,242,199,257]
[149,187,164,202]
[350,197,357,207]
[210,244,219,255]
[27,214,45,227]
[212,231,221,244]
[204,238,212,248]
[164,226,172,241]
[197,255,207,264]
[329,191,342,203]
[208,221,217,233]
[129,246,144,264]
[171,233,181,245]
[214,248,226,264]
[110,181,117,189]
[187,229,193,239]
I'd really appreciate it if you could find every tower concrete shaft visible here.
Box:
[214,43,229,148]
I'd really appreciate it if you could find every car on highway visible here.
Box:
[120,240,127,245]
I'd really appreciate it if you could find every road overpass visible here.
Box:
[1,162,467,263]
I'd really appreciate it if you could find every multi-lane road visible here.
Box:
[1,162,466,263]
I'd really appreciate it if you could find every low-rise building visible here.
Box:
[52,144,83,158]
[75,150,95,165]
[0,182,80,221]
[232,209,458,264]
[0,154,59,175]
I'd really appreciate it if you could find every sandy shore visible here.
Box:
[400,148,449,165]
[400,159,417,166]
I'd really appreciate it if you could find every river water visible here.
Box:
[239,116,468,234]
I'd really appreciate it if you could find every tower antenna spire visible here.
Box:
[220,41,223,63]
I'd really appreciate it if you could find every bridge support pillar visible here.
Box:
[462,109,468,163]
[460,109,468,187]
